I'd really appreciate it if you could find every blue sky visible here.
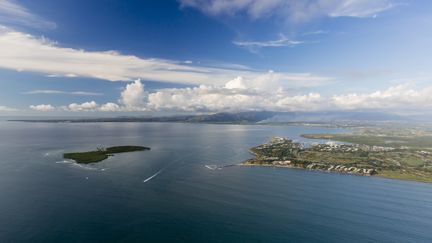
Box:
[0,0,431,115]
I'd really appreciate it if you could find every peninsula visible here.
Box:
[64,146,150,164]
[242,137,432,183]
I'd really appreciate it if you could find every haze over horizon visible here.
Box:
[1,0,432,116]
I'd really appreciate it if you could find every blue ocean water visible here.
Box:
[0,121,431,242]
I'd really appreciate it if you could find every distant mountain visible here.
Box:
[10,110,408,124]
[259,111,406,123]
[186,111,277,123]
[9,111,277,124]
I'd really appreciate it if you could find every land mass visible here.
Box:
[9,110,421,125]
[242,136,432,183]
[64,146,150,164]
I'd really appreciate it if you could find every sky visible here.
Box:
[0,0,432,116]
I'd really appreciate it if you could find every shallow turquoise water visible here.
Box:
[0,121,431,242]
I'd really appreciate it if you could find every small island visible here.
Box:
[64,146,150,164]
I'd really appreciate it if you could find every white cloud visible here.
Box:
[99,102,121,112]
[0,26,331,87]
[29,104,55,111]
[40,82,432,113]
[329,0,394,18]
[0,105,16,111]
[120,79,148,111]
[302,30,328,36]
[233,35,303,49]
[146,85,324,112]
[146,83,432,112]
[332,84,432,110]
[180,0,396,22]
[224,76,247,89]
[0,0,55,29]
[67,101,98,112]
[24,90,103,96]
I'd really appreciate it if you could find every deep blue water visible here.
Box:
[0,121,431,242]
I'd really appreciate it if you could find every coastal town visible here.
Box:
[242,136,432,181]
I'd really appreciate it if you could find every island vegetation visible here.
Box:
[64,146,150,164]
[243,136,432,183]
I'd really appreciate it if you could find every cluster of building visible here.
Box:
[304,163,376,175]
[265,160,375,175]
[310,142,394,153]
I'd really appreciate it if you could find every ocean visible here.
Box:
[0,121,431,242]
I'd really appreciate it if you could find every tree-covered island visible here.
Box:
[64,146,150,164]
[243,137,432,183]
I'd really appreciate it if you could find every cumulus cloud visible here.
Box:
[0,26,331,87]
[0,0,55,29]
[33,80,432,114]
[180,0,396,22]
[99,102,121,112]
[29,104,55,111]
[120,79,148,111]
[224,76,247,89]
[67,101,98,112]
[146,83,432,112]
[24,90,102,96]
[332,84,432,110]
[146,85,325,112]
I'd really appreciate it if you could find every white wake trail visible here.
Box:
[143,169,164,183]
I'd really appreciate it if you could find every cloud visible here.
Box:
[146,83,432,112]
[302,30,328,36]
[29,104,55,111]
[24,90,103,96]
[67,101,98,112]
[0,105,16,111]
[99,102,121,112]
[180,0,396,22]
[329,0,395,18]
[332,84,432,110]
[0,0,55,29]
[233,35,303,51]
[0,26,331,87]
[224,76,247,89]
[38,82,432,113]
[120,79,148,111]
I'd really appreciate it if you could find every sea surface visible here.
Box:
[0,121,431,242]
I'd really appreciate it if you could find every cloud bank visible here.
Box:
[27,80,432,114]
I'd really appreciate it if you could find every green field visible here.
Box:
[64,146,150,164]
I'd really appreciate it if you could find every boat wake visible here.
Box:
[143,169,164,183]
[55,159,74,164]
[205,165,218,170]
